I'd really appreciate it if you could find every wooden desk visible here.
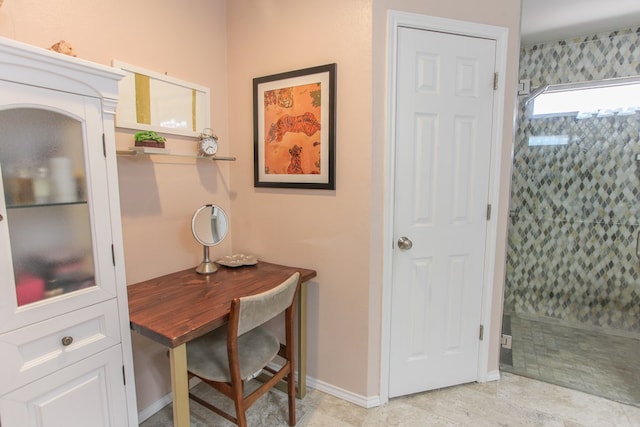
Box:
[127,261,317,427]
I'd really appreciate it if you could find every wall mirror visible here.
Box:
[112,60,210,138]
[191,204,228,274]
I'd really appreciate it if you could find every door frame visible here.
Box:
[380,11,509,403]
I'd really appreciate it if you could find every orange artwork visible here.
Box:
[263,83,322,175]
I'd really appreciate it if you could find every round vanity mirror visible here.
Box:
[191,204,228,274]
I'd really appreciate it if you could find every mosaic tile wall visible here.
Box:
[504,28,640,334]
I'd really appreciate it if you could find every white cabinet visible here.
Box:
[0,37,137,426]
[1,346,128,427]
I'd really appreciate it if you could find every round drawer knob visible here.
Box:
[61,336,74,346]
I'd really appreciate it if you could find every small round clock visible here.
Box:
[198,129,219,157]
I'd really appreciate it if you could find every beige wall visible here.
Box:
[0,0,521,415]
[226,0,374,397]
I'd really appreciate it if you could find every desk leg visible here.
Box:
[297,282,307,399]
[169,344,190,427]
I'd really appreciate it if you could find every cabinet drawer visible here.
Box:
[0,299,121,395]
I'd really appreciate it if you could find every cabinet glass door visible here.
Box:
[0,108,95,306]
[0,80,117,333]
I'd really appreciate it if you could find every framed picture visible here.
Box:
[253,63,336,189]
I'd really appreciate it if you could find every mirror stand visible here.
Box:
[196,246,217,274]
[191,204,228,275]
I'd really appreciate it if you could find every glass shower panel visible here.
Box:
[502,91,640,405]
[0,108,95,306]
[507,110,640,333]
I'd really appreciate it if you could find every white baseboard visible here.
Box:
[306,375,380,409]
[485,370,501,382]
[265,362,379,408]
[137,377,201,423]
[137,392,172,423]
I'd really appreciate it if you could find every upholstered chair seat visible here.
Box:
[186,324,279,382]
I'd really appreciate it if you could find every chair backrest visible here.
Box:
[236,272,300,336]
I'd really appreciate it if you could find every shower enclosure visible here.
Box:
[501,28,640,406]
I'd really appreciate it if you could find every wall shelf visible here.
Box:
[116,147,236,161]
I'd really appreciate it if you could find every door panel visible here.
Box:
[389,26,496,397]
[0,345,127,427]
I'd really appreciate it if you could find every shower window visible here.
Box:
[527,76,640,119]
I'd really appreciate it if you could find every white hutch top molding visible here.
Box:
[0,36,125,101]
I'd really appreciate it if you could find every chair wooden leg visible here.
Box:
[287,369,296,426]
[233,381,247,427]
[236,411,247,427]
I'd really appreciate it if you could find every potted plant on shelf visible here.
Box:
[134,131,166,149]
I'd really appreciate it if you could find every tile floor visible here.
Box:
[140,372,640,426]
[501,314,640,407]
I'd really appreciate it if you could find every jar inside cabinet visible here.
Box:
[0,108,95,306]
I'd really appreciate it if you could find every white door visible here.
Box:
[389,26,496,397]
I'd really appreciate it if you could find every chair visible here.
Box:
[186,272,301,426]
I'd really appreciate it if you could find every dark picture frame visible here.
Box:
[253,63,336,189]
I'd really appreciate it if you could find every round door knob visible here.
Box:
[61,336,74,346]
[0,213,3,221]
[397,236,413,250]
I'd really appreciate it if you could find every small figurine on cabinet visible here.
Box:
[47,40,77,57]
